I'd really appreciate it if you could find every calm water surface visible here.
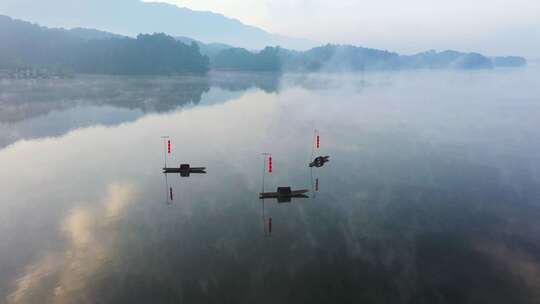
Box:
[1,68,540,303]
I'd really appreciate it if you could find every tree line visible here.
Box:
[0,15,209,75]
[0,15,526,75]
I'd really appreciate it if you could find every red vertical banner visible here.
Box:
[268,155,273,173]
[169,187,173,201]
[167,140,171,154]
[315,178,319,191]
[268,217,272,233]
[316,134,320,149]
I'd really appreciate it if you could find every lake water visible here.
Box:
[1,67,540,303]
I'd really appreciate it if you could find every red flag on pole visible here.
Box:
[167,140,171,154]
[316,134,320,149]
[268,217,272,233]
[268,155,273,173]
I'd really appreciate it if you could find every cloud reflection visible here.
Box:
[2,68,540,302]
[7,182,136,304]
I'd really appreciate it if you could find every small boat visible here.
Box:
[259,187,309,203]
[163,164,206,177]
[309,155,330,168]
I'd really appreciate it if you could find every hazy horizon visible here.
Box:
[151,0,540,58]
[0,0,538,57]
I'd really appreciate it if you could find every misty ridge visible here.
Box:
[0,15,527,77]
[0,0,314,50]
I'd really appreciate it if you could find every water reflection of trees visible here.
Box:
[0,76,211,123]
[0,73,282,124]
[0,73,281,149]
[210,71,280,94]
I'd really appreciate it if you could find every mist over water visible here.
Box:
[1,67,540,303]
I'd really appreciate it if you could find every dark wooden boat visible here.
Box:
[259,187,309,202]
[309,155,330,168]
[163,164,206,177]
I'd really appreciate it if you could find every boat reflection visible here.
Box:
[310,167,320,198]
[161,165,206,205]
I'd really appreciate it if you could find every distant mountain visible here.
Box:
[66,28,125,41]
[211,45,527,72]
[175,36,234,59]
[492,56,528,67]
[0,15,527,75]
[213,47,281,71]
[281,45,525,71]
[400,50,494,70]
[0,15,209,74]
[0,0,315,50]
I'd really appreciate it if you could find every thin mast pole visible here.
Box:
[161,136,169,168]
[261,153,270,236]
[311,129,317,161]
[261,153,270,194]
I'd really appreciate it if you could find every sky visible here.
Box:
[149,0,540,57]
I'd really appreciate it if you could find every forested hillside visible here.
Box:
[0,15,526,75]
[0,15,209,75]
